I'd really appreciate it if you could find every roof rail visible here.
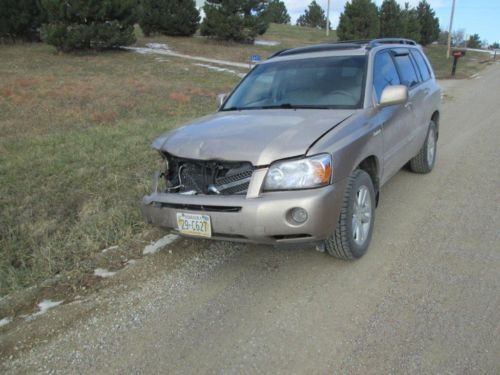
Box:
[368,38,417,47]
[267,38,418,60]
[269,43,363,59]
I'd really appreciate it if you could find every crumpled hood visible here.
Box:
[152,109,355,166]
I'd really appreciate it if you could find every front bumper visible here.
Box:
[141,176,347,245]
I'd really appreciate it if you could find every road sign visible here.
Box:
[250,54,262,62]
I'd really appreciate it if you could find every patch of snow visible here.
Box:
[254,39,280,46]
[94,268,117,278]
[0,317,12,327]
[123,45,249,69]
[145,43,170,50]
[193,63,246,78]
[126,259,137,266]
[33,300,63,317]
[102,245,118,253]
[143,234,179,255]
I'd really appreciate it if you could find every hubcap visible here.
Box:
[427,128,436,166]
[352,185,372,246]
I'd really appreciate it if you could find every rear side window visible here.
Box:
[393,54,420,88]
[410,50,432,81]
[373,52,401,102]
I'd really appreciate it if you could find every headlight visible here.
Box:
[264,154,332,191]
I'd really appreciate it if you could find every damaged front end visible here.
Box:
[156,153,255,196]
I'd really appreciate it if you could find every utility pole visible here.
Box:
[446,0,456,59]
[326,0,330,37]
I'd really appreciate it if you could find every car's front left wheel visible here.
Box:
[324,169,376,260]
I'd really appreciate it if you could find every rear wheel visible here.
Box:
[409,121,437,173]
[325,169,375,260]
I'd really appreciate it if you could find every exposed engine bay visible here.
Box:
[161,153,254,195]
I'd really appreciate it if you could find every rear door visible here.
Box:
[409,48,435,153]
[371,50,416,184]
[390,49,423,167]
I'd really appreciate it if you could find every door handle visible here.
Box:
[373,129,381,137]
[404,102,413,109]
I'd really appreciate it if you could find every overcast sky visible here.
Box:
[195,1,499,44]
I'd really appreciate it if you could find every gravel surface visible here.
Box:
[1,64,499,374]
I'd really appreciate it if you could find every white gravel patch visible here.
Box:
[143,234,179,255]
[0,316,12,327]
[193,63,246,78]
[94,268,117,278]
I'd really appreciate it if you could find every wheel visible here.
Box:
[409,120,437,173]
[325,169,376,260]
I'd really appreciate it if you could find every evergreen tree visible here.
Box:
[337,0,379,41]
[296,1,327,29]
[491,42,500,49]
[41,0,138,52]
[200,0,269,43]
[401,2,421,42]
[139,0,200,36]
[379,0,403,37]
[467,33,481,48]
[0,0,44,41]
[416,0,439,45]
[263,0,290,24]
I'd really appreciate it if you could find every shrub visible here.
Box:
[200,0,269,43]
[139,0,200,37]
[41,0,138,52]
[263,0,290,25]
[296,0,327,29]
[337,0,380,41]
[0,0,44,41]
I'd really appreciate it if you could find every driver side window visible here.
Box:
[373,52,401,103]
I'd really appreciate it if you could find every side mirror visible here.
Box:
[378,85,408,108]
[216,93,227,109]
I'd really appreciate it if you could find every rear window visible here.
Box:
[410,50,432,81]
[393,54,420,88]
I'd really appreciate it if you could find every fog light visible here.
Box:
[290,207,308,224]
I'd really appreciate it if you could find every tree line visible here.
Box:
[0,0,496,52]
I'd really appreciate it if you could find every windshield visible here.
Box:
[222,55,367,111]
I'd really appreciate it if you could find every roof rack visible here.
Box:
[268,38,418,59]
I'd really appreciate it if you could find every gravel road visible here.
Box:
[2,63,499,374]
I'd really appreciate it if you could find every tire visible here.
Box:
[325,169,376,260]
[409,120,437,174]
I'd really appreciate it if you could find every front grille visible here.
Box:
[164,155,254,196]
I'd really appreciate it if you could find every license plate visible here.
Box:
[176,213,212,238]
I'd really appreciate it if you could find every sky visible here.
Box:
[195,1,499,45]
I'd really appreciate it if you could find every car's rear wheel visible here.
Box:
[325,169,375,260]
[409,120,437,173]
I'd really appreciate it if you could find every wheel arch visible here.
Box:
[356,155,380,206]
[431,111,440,138]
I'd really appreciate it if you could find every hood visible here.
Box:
[152,109,355,166]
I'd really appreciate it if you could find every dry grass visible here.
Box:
[0,42,239,295]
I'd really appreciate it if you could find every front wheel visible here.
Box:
[409,121,437,173]
[325,169,376,260]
